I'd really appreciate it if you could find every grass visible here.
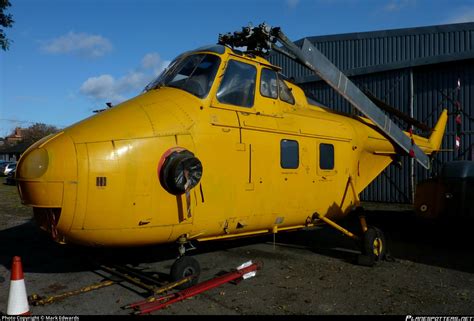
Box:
[0,181,32,228]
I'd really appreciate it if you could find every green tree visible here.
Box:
[21,123,60,145]
[0,0,14,51]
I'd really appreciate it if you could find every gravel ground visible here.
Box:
[0,181,473,315]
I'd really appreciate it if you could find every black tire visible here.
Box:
[361,226,386,261]
[170,256,201,290]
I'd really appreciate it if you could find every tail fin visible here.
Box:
[428,109,448,151]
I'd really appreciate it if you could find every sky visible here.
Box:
[1,0,473,137]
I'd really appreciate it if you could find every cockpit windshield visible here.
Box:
[144,53,221,98]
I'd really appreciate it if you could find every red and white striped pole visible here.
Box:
[7,256,30,315]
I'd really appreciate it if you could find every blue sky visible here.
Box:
[1,0,473,137]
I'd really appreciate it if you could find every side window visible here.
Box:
[281,139,299,169]
[279,78,295,105]
[260,68,278,99]
[216,60,257,108]
[319,143,334,170]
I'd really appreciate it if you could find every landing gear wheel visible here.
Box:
[361,226,386,262]
[170,256,201,290]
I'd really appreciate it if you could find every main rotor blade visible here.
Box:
[275,32,430,169]
[362,89,432,133]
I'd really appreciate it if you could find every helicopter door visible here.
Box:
[316,140,354,219]
[210,59,281,131]
[193,58,252,226]
[207,58,275,226]
[207,59,245,135]
[237,67,282,132]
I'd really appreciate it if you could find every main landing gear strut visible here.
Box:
[169,235,201,289]
[315,208,387,266]
[158,148,204,289]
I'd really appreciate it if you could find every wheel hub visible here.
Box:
[373,238,383,257]
[183,267,195,277]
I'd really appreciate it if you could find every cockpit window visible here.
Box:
[278,78,295,105]
[260,68,278,99]
[144,54,221,98]
[216,60,257,108]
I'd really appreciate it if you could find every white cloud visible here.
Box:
[79,52,169,104]
[141,53,161,69]
[80,75,117,101]
[287,0,300,9]
[383,0,416,12]
[41,31,113,58]
[116,71,149,94]
[155,60,171,76]
[141,53,171,77]
[444,7,474,23]
[79,72,148,103]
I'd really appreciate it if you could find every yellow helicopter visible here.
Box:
[15,23,447,285]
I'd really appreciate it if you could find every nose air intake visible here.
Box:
[158,148,203,195]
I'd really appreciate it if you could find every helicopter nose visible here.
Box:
[17,131,77,208]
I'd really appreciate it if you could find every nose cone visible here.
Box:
[17,132,77,207]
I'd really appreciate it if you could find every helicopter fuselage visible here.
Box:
[16,45,446,247]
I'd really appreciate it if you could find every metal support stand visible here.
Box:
[359,214,368,233]
[316,214,360,241]
[128,261,261,314]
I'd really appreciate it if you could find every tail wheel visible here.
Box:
[170,256,201,290]
[362,226,386,261]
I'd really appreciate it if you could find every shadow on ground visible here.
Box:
[0,219,270,275]
[0,219,182,274]
[1,210,473,276]
[273,210,474,274]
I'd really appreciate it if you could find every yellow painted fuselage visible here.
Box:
[16,46,447,247]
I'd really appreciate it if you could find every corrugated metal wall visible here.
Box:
[272,23,474,78]
[269,23,474,203]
